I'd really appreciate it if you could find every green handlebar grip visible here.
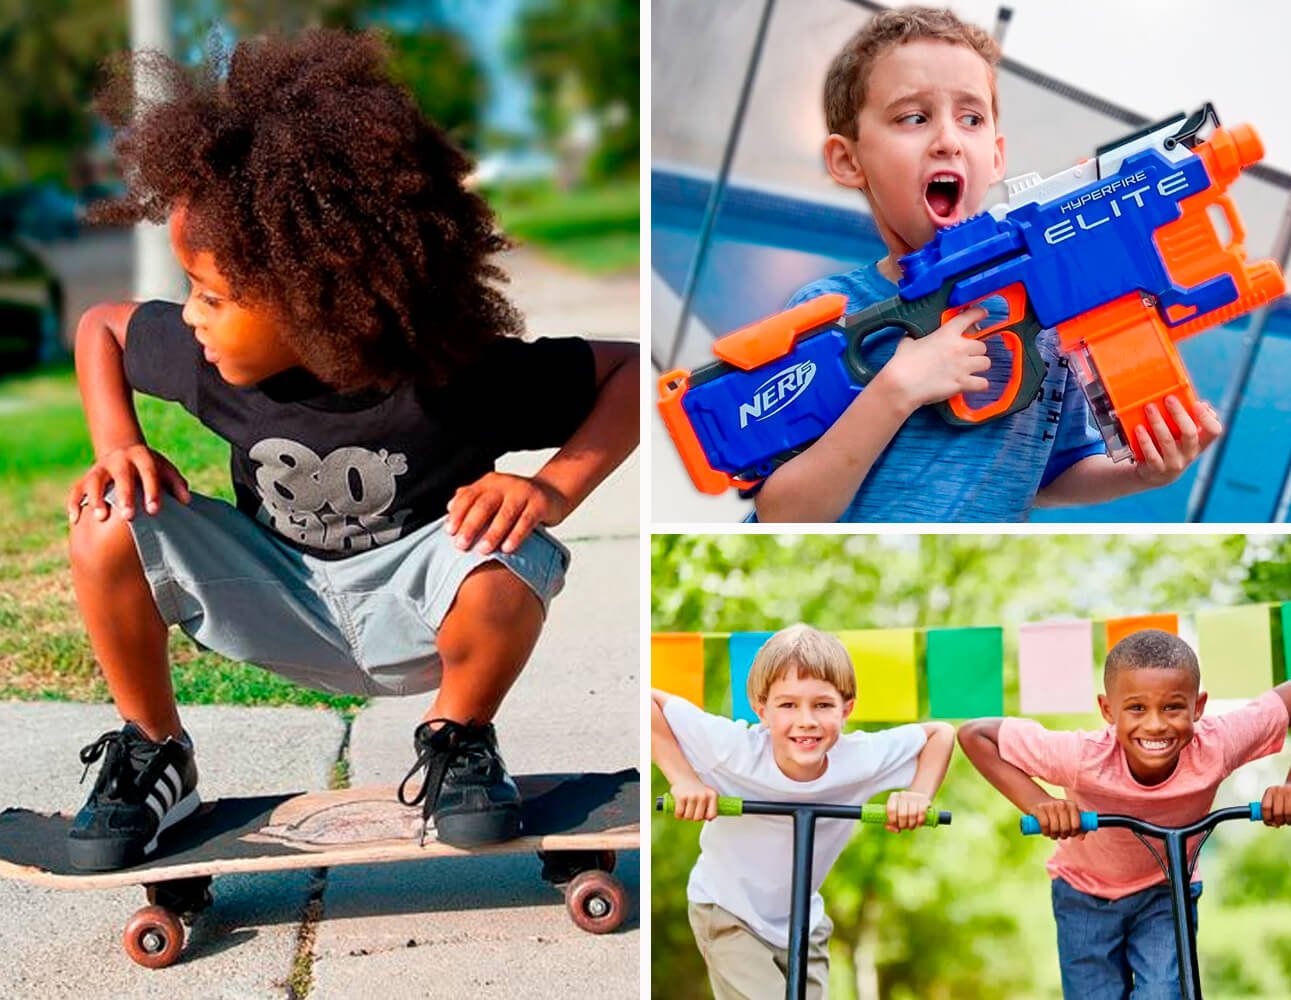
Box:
[860,804,948,827]
[656,793,744,816]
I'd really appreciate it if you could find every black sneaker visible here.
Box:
[67,723,200,872]
[397,719,522,847]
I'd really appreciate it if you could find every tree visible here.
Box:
[384,29,487,152]
[0,0,127,178]
[511,0,639,181]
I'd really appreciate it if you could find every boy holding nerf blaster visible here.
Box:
[651,624,955,999]
[657,7,1284,522]
[959,630,1291,998]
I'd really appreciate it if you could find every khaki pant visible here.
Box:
[688,902,832,1000]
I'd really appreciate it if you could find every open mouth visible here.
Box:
[1135,737,1175,754]
[791,736,821,749]
[925,173,963,222]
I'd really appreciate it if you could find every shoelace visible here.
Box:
[397,718,494,844]
[78,728,157,800]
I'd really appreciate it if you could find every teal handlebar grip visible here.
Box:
[1250,801,1263,822]
[1020,812,1099,835]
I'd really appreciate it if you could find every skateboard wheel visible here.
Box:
[123,905,185,969]
[565,869,627,934]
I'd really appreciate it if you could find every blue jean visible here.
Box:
[1051,877,1202,999]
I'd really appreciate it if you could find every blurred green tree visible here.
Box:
[383,29,487,152]
[511,0,639,182]
[0,0,127,180]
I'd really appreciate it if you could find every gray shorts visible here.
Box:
[114,491,569,697]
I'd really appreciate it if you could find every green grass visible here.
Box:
[489,177,639,274]
[0,367,365,711]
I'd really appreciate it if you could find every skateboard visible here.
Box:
[0,768,638,969]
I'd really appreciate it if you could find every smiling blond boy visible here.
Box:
[651,624,954,999]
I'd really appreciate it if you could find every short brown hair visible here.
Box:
[747,624,857,707]
[824,6,1001,138]
[1104,629,1201,691]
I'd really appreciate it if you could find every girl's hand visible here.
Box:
[1030,798,1086,841]
[669,778,719,821]
[446,472,571,555]
[885,789,932,833]
[1260,783,1291,827]
[877,306,992,413]
[1132,396,1223,487]
[67,444,191,523]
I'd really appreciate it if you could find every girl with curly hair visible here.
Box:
[63,29,638,871]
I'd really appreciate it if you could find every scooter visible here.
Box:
[657,793,951,1000]
[1020,802,1275,1000]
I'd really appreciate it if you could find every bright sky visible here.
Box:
[950,0,1291,174]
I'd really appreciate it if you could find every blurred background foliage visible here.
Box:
[0,0,639,259]
[651,534,1291,999]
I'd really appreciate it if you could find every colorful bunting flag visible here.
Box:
[702,633,733,716]
[1196,606,1274,698]
[838,629,919,722]
[926,627,1004,717]
[1019,621,1095,714]
[728,632,773,724]
[1105,613,1179,652]
[651,633,704,707]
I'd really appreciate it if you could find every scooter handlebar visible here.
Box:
[655,794,951,826]
[1020,802,1264,836]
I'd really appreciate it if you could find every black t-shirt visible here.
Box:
[124,300,597,560]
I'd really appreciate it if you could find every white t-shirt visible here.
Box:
[664,696,927,949]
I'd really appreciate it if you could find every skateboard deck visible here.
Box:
[0,768,638,967]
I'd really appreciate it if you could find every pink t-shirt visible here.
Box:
[998,690,1288,899]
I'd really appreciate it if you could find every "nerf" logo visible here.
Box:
[738,361,816,428]
[1044,170,1191,245]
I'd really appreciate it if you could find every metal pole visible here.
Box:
[663,0,777,372]
[130,0,185,303]
[1163,834,1202,999]
[785,808,816,1000]
[993,6,1014,46]
[1263,196,1291,519]
[1184,304,1273,521]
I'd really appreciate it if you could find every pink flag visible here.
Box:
[1019,621,1096,715]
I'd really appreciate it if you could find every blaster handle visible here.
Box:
[843,279,1048,425]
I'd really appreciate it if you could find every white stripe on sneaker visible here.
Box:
[146,794,165,822]
[146,790,201,854]
[155,774,175,811]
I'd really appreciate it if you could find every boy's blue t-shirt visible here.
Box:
[757,263,1106,522]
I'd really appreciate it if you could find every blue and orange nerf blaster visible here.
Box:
[658,104,1286,495]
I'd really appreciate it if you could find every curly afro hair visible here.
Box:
[90,29,523,391]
